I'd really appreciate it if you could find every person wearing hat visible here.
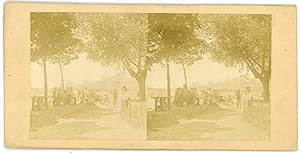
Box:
[243,86,253,120]
[120,86,130,119]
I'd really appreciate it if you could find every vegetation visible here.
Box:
[31,13,271,103]
[197,14,271,102]
[77,13,149,101]
[31,13,81,100]
[148,14,207,102]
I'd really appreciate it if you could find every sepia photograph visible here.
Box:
[30,12,271,141]
[146,14,271,141]
[4,2,297,149]
[30,13,148,140]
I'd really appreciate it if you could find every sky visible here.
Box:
[31,53,253,89]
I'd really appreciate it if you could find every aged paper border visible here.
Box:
[4,3,297,150]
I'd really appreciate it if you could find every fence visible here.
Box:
[243,101,271,134]
[30,96,53,111]
[120,99,145,128]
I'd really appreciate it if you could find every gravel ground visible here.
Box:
[147,104,270,141]
[30,102,146,140]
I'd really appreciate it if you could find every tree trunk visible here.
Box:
[137,75,146,102]
[243,57,270,103]
[182,64,188,87]
[166,61,171,104]
[137,74,146,127]
[43,59,48,104]
[261,78,270,103]
[59,63,64,90]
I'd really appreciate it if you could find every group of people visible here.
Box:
[173,85,254,110]
[235,87,253,110]
[52,87,92,106]
[174,85,221,107]
[51,85,133,111]
[111,86,135,120]
[174,85,199,107]
[32,85,136,118]
[202,88,218,105]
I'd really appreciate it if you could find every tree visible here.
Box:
[78,13,149,101]
[49,49,80,90]
[197,14,271,102]
[31,13,80,99]
[148,13,204,98]
[172,52,202,87]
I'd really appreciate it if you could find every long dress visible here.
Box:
[243,92,252,118]
[120,92,129,118]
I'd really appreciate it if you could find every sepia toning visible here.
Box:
[30,13,271,141]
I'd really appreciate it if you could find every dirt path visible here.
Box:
[30,102,146,140]
[147,103,269,141]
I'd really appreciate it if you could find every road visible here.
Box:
[147,103,270,141]
[30,101,269,141]
[30,102,146,140]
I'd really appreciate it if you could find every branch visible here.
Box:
[121,59,138,78]
[137,53,142,74]
[124,53,149,79]
[127,58,138,68]
[249,57,263,71]
[244,58,263,80]
[124,57,144,77]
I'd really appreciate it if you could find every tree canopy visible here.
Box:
[30,13,271,102]
[197,14,271,101]
[31,13,81,64]
[197,15,271,74]
[148,13,205,64]
[77,13,149,101]
[148,14,207,87]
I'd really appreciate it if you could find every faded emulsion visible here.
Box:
[30,13,271,141]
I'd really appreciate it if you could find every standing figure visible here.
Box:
[52,87,58,107]
[65,87,72,105]
[57,88,64,105]
[70,88,77,104]
[193,88,200,105]
[235,89,241,109]
[227,95,233,104]
[186,88,194,106]
[113,90,118,108]
[182,85,189,106]
[207,88,212,104]
[120,86,130,119]
[174,87,183,107]
[79,91,83,103]
[243,87,253,120]
[80,88,88,104]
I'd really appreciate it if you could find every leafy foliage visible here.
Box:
[148,13,205,66]
[196,14,271,101]
[30,12,271,101]
[197,14,271,80]
[31,12,81,65]
[79,13,148,69]
[76,13,150,100]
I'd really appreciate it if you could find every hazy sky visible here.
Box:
[31,53,253,89]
